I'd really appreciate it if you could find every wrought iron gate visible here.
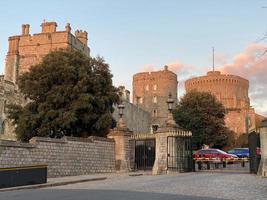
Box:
[248,132,261,174]
[167,136,193,172]
[135,139,155,170]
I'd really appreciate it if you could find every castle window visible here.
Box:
[145,85,149,91]
[153,109,158,117]
[135,96,142,104]
[153,84,157,90]
[153,96,157,103]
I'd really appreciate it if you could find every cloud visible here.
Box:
[139,64,154,72]
[219,43,267,116]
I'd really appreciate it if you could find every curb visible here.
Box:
[0,177,107,192]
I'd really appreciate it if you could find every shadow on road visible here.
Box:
[0,189,228,200]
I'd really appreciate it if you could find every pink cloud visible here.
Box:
[219,43,267,116]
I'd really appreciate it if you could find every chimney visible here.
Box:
[65,23,71,33]
[21,24,26,35]
[75,30,88,45]
[41,21,57,33]
[25,24,30,35]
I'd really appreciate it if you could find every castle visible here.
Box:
[0,21,265,141]
[0,21,90,139]
[185,70,265,136]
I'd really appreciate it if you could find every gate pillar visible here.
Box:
[258,119,267,177]
[108,121,132,172]
[152,130,168,175]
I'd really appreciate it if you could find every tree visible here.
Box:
[172,90,232,149]
[8,49,119,141]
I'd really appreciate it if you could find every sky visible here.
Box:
[0,0,267,116]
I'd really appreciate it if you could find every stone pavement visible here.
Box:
[0,172,266,200]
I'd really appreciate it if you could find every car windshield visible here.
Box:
[215,149,228,154]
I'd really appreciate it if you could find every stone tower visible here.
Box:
[4,21,90,83]
[185,70,258,136]
[132,66,178,128]
[0,21,91,140]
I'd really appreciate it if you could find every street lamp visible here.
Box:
[118,103,125,119]
[166,93,174,113]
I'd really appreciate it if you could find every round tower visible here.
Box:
[133,66,178,127]
[185,70,253,135]
[185,71,250,110]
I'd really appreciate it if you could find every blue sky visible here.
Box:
[0,0,267,115]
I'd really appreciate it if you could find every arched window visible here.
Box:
[153,84,157,91]
[145,85,149,91]
[153,96,157,103]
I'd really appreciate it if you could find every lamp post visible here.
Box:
[167,93,174,113]
[166,93,175,127]
[117,103,126,128]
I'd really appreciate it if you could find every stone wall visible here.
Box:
[258,119,267,177]
[0,136,115,177]
[113,100,151,133]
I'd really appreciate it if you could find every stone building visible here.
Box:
[0,21,90,139]
[185,70,264,136]
[132,65,178,128]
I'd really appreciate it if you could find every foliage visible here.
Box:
[172,90,233,149]
[8,49,119,141]
[234,133,248,148]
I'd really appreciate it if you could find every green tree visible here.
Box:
[8,49,119,141]
[172,90,232,149]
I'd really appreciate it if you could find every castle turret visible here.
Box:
[4,36,20,83]
[75,30,88,46]
[41,21,57,33]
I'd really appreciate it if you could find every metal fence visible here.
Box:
[134,139,155,170]
[167,136,193,172]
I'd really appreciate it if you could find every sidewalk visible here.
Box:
[0,173,108,192]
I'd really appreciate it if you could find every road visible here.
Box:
[0,171,266,200]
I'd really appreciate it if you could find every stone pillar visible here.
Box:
[258,119,267,177]
[152,130,168,175]
[107,121,132,172]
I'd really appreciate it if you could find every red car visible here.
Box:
[193,148,238,161]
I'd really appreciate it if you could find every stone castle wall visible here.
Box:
[0,136,115,177]
[113,100,151,133]
[132,66,178,127]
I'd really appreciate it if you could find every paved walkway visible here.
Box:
[0,171,266,200]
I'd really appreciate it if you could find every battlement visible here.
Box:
[75,30,88,45]
[41,21,57,33]
[133,66,177,82]
[185,71,249,87]
[4,21,90,83]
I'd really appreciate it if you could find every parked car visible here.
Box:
[227,148,249,158]
[193,148,238,161]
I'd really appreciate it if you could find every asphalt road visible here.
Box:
[0,171,266,200]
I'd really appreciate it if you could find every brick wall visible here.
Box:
[0,136,115,177]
